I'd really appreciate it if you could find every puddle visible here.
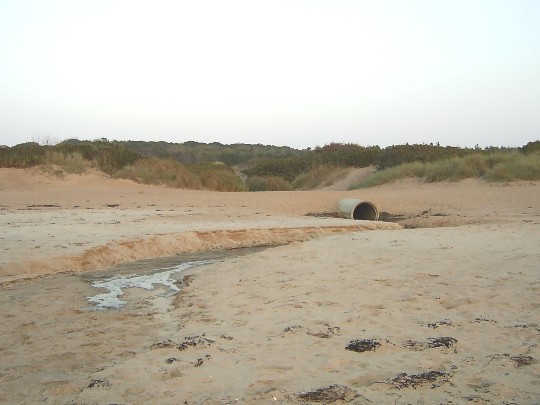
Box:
[84,247,267,310]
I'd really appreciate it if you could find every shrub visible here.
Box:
[244,143,380,182]
[351,150,540,188]
[114,157,201,189]
[521,140,540,154]
[246,175,292,191]
[244,156,314,181]
[292,165,348,190]
[485,153,540,181]
[0,142,46,167]
[313,143,380,167]
[198,169,246,191]
[375,144,472,170]
[44,150,90,174]
[93,144,141,174]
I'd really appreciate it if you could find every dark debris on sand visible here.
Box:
[426,319,453,329]
[304,212,342,219]
[87,379,111,389]
[403,336,457,350]
[484,353,537,371]
[511,354,535,368]
[387,371,450,389]
[297,384,359,403]
[283,325,304,333]
[345,339,381,353]
[426,337,457,348]
[150,335,216,351]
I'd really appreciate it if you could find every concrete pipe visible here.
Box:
[339,198,379,221]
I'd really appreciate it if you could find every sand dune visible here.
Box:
[0,169,539,404]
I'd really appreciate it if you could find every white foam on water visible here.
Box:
[87,260,214,310]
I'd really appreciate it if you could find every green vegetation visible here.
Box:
[244,143,379,181]
[351,150,540,189]
[292,165,349,190]
[44,150,90,174]
[114,157,201,189]
[191,162,246,192]
[0,142,46,167]
[116,140,303,166]
[374,143,472,170]
[1,139,539,191]
[246,176,292,191]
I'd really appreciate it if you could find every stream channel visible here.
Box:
[81,247,268,310]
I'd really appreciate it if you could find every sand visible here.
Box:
[0,168,539,404]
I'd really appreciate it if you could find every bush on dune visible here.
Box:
[3,139,539,191]
[351,150,540,189]
[484,152,540,181]
[44,150,90,174]
[114,157,201,189]
[196,163,246,192]
[292,165,349,190]
[246,175,292,191]
[0,142,46,167]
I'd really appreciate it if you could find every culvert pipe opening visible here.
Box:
[339,199,379,221]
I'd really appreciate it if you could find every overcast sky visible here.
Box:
[1,0,539,149]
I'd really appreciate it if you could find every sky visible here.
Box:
[0,0,539,149]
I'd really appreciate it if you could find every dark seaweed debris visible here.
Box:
[511,355,535,368]
[283,325,304,333]
[150,335,215,351]
[345,339,381,353]
[87,379,111,389]
[194,355,211,367]
[150,339,177,350]
[387,371,450,389]
[403,337,457,350]
[178,335,215,351]
[308,326,340,339]
[427,319,453,329]
[297,384,359,402]
[426,337,457,348]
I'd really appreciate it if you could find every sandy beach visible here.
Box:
[1,168,539,404]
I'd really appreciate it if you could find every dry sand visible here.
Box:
[0,168,539,404]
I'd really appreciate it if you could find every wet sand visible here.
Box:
[0,168,539,404]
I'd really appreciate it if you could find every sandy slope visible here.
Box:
[0,168,539,404]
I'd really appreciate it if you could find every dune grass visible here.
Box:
[292,165,349,190]
[246,175,293,191]
[114,159,247,191]
[44,150,91,174]
[350,151,540,189]
[195,163,246,192]
[114,158,202,189]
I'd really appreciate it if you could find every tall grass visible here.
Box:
[197,164,246,191]
[0,142,45,167]
[292,165,349,190]
[246,176,292,191]
[484,152,540,181]
[44,150,90,174]
[351,151,540,188]
[114,158,201,189]
[114,159,247,191]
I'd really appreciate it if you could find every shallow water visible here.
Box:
[83,247,267,310]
